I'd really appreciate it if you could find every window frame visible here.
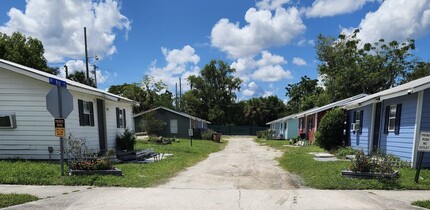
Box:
[388,105,396,132]
[0,113,17,128]
[78,99,94,127]
[170,119,178,134]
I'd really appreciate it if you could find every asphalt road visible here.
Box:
[2,136,429,210]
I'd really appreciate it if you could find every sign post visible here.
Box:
[414,131,430,183]
[188,128,193,146]
[46,78,73,176]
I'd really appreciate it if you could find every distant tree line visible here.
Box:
[2,31,428,126]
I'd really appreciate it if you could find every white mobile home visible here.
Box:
[0,59,134,160]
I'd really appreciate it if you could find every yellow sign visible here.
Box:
[54,119,65,138]
[55,128,65,137]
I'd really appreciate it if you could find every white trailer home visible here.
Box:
[0,59,134,160]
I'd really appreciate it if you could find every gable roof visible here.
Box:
[134,107,211,124]
[0,59,134,103]
[344,75,430,110]
[294,93,368,118]
[266,114,297,125]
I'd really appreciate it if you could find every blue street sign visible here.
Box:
[49,77,67,87]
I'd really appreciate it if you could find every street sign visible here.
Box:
[46,85,74,118]
[418,131,430,152]
[188,128,194,137]
[54,119,65,137]
[49,77,67,87]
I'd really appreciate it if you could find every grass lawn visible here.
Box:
[0,193,38,208]
[0,139,226,187]
[412,200,430,209]
[255,138,430,190]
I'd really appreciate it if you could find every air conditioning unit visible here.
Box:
[351,123,357,131]
[0,113,17,128]
[355,122,361,131]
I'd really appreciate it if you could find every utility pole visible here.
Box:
[84,27,90,84]
[64,65,68,78]
[175,83,178,110]
[93,65,97,88]
[179,78,182,111]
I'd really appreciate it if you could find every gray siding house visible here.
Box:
[134,107,210,138]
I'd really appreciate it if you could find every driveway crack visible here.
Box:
[237,189,243,210]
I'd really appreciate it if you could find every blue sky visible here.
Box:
[1,0,430,102]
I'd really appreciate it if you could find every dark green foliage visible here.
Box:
[350,151,372,172]
[108,76,174,114]
[67,71,96,87]
[141,112,165,136]
[116,128,136,151]
[201,129,216,140]
[350,150,400,174]
[285,76,325,114]
[183,60,242,125]
[411,200,430,209]
[0,193,38,208]
[0,32,56,74]
[243,96,287,126]
[315,108,345,151]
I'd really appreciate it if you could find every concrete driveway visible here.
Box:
[2,136,429,210]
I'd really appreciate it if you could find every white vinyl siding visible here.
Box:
[0,67,134,159]
[170,119,178,134]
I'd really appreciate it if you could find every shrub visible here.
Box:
[261,129,274,140]
[64,134,114,170]
[142,112,165,136]
[256,131,263,138]
[349,150,397,174]
[201,129,216,140]
[116,128,136,151]
[315,108,345,151]
[335,147,357,159]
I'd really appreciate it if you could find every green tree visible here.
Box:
[316,31,417,101]
[0,32,56,74]
[184,60,242,124]
[402,61,430,83]
[67,71,96,87]
[285,76,324,114]
[108,75,174,114]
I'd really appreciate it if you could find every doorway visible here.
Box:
[97,99,107,152]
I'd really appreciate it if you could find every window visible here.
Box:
[352,110,363,134]
[170,119,178,134]
[388,105,396,131]
[116,108,127,128]
[384,104,402,135]
[299,118,304,131]
[78,100,94,126]
[309,117,313,130]
[0,113,16,128]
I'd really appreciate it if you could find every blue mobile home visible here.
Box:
[345,75,430,168]
[266,114,298,140]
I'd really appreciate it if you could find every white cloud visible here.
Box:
[305,0,372,18]
[256,0,290,11]
[0,0,131,63]
[242,82,264,97]
[252,65,292,82]
[148,46,200,92]
[292,57,307,66]
[211,7,305,59]
[58,60,110,84]
[231,51,292,83]
[342,0,430,45]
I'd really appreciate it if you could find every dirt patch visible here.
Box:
[159,136,302,190]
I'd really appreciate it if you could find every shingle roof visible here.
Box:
[0,59,134,103]
[134,106,211,124]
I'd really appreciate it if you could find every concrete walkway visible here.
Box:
[1,136,429,209]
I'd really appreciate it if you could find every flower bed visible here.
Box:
[341,170,399,179]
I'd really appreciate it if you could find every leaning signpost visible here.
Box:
[415,131,430,183]
[46,78,74,176]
